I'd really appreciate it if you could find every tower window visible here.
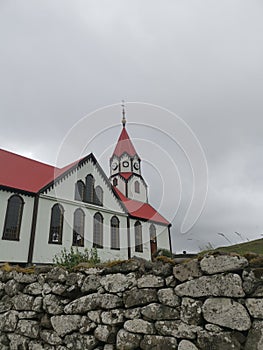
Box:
[85,174,95,203]
[134,181,140,193]
[73,208,85,246]
[49,204,64,244]
[113,178,118,186]
[75,180,85,201]
[134,221,143,252]
[95,186,103,206]
[93,212,103,249]
[111,216,120,250]
[2,195,24,241]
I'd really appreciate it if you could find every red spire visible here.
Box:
[112,126,138,157]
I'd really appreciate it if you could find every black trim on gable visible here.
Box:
[0,186,35,197]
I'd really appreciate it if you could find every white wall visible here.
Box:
[129,219,171,260]
[0,190,34,263]
[127,176,148,202]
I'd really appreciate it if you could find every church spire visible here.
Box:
[121,100,126,127]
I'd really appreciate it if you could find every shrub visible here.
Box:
[53,247,100,270]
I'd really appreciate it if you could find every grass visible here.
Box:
[200,238,263,256]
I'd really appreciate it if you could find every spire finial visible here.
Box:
[121,100,126,127]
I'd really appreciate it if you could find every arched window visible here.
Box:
[49,204,64,244]
[2,195,24,241]
[95,186,103,206]
[73,208,85,246]
[75,180,85,201]
[85,174,95,203]
[113,178,118,187]
[134,221,143,252]
[149,224,157,243]
[111,216,120,250]
[134,181,140,193]
[93,212,103,248]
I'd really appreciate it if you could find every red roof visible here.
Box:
[119,172,133,180]
[112,126,138,158]
[114,187,170,225]
[0,149,80,193]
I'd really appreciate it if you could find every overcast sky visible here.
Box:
[1,0,263,253]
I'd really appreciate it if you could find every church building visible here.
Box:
[0,115,172,264]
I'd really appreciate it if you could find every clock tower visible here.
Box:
[110,115,148,202]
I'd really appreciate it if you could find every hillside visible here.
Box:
[213,238,263,255]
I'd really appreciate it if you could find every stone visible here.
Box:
[28,341,47,350]
[14,273,37,283]
[123,288,158,308]
[137,274,164,288]
[155,321,201,339]
[101,309,125,325]
[98,293,123,309]
[43,294,63,314]
[0,295,12,312]
[81,274,101,293]
[0,310,18,332]
[157,288,180,307]
[66,272,84,287]
[151,261,173,277]
[165,275,177,287]
[94,325,117,343]
[200,254,248,274]
[18,311,38,319]
[51,283,67,295]
[246,298,263,318]
[180,298,202,325]
[202,298,251,331]
[175,273,245,297]
[24,282,43,295]
[46,268,68,283]
[64,294,98,314]
[116,329,142,350]
[88,310,101,323]
[140,335,177,349]
[141,303,180,320]
[7,334,29,349]
[51,315,85,336]
[79,321,97,334]
[100,273,137,293]
[124,319,155,334]
[123,307,141,319]
[103,259,141,274]
[40,330,62,345]
[4,279,22,296]
[64,333,98,350]
[242,269,263,295]
[205,323,223,333]
[32,296,43,312]
[197,330,241,350]
[12,294,35,310]
[245,320,263,350]
[173,259,202,282]
[178,340,199,350]
[16,320,40,338]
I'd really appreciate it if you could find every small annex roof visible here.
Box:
[112,126,139,158]
[113,187,170,225]
[0,149,81,194]
[119,172,133,180]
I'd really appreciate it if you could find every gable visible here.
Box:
[42,155,126,214]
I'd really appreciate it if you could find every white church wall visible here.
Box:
[32,195,129,264]
[113,175,126,195]
[0,190,34,263]
[129,219,171,260]
[127,177,148,202]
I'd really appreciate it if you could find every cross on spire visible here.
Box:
[121,100,126,127]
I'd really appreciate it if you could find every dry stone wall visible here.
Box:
[0,254,263,350]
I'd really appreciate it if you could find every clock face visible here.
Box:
[111,162,118,170]
[134,162,140,170]
[122,161,129,168]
